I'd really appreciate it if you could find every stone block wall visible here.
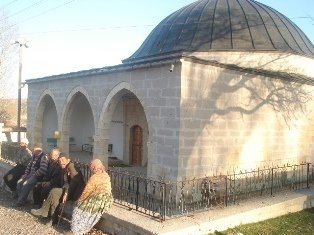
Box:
[27,62,183,179]
[179,57,314,178]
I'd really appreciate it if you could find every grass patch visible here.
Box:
[210,207,314,235]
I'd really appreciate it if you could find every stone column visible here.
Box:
[93,128,109,167]
[59,131,69,154]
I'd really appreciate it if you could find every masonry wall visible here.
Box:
[179,58,314,179]
[27,62,182,179]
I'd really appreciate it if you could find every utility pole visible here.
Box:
[14,41,28,143]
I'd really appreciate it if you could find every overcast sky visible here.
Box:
[1,0,313,98]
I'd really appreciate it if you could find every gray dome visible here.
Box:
[123,0,314,63]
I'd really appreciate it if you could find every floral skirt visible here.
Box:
[71,207,101,235]
[71,193,113,234]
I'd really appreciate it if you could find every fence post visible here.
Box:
[233,171,236,204]
[225,176,228,207]
[307,163,310,189]
[162,182,166,221]
[136,177,139,211]
[271,167,274,196]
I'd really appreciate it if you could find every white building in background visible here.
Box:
[26,0,314,180]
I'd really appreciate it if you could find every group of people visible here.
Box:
[2,138,113,235]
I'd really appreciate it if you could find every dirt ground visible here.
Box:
[0,188,107,235]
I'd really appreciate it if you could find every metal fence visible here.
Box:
[1,145,313,221]
[108,169,167,219]
[106,163,314,221]
[226,163,313,204]
[64,162,312,221]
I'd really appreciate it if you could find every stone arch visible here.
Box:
[60,86,95,129]
[32,89,58,149]
[95,82,153,169]
[59,86,95,156]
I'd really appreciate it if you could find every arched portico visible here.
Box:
[95,82,151,171]
[32,90,58,152]
[60,87,95,162]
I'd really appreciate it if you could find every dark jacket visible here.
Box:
[42,159,63,188]
[62,162,85,201]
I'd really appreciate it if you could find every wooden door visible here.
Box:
[131,125,142,166]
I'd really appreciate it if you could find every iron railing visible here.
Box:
[76,162,314,221]
[109,169,166,219]
[226,163,313,205]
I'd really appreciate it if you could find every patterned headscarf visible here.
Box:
[89,159,106,174]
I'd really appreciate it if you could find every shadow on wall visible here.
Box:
[180,54,313,176]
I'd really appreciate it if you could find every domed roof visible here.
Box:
[124,0,314,63]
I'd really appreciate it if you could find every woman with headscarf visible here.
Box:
[66,159,113,235]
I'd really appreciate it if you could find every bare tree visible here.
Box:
[0,9,19,94]
[0,8,19,125]
[0,98,14,126]
[0,106,11,123]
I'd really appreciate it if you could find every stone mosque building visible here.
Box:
[26,0,314,180]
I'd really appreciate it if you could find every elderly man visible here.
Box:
[13,143,48,207]
[30,152,85,224]
[32,147,63,207]
[3,138,32,198]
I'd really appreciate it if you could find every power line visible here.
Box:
[19,15,313,37]
[23,24,154,35]
[2,1,313,39]
[291,16,314,25]
[0,0,20,9]
[307,15,314,25]
[3,0,78,33]
[1,0,49,22]
[291,16,314,19]
[18,0,77,23]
